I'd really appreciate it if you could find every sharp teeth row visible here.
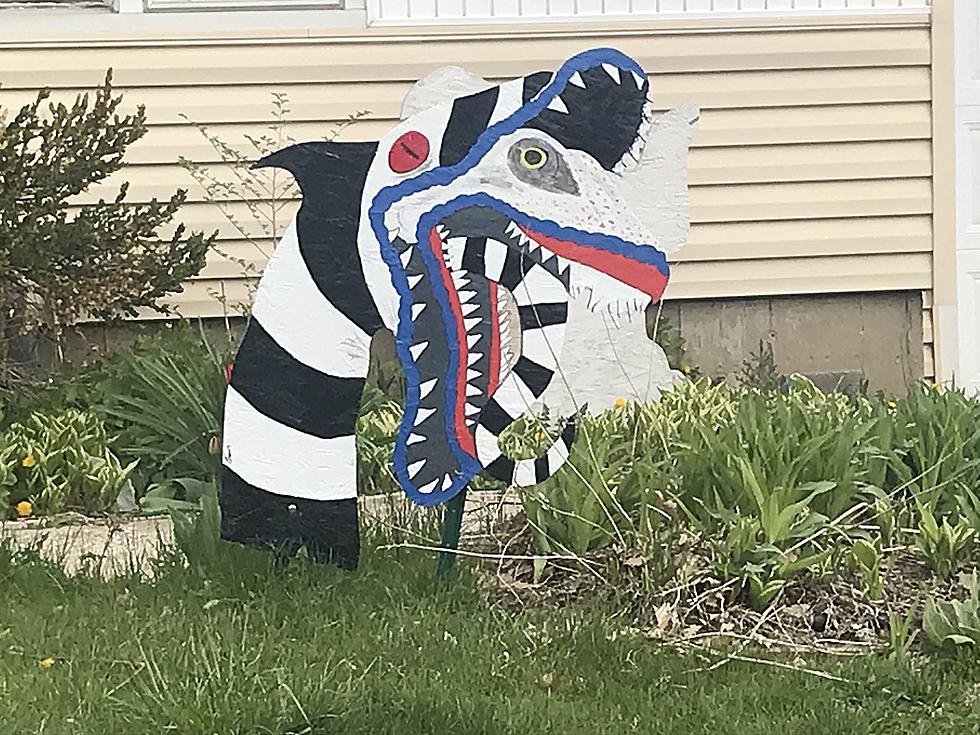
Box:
[613,96,655,174]
[504,221,570,285]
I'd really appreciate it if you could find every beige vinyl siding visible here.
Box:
[0,17,934,367]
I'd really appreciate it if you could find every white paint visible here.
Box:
[369,0,929,26]
[619,102,700,255]
[222,387,358,501]
[251,219,371,379]
[956,0,980,393]
[540,298,682,413]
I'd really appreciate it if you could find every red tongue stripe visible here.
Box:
[427,227,476,457]
[520,226,669,302]
[488,281,501,396]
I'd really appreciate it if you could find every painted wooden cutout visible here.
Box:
[219,48,700,569]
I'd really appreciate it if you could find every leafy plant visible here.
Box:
[0,409,137,515]
[851,537,884,600]
[923,572,980,648]
[888,382,980,515]
[0,70,212,382]
[97,322,231,494]
[649,310,699,378]
[885,604,920,664]
[736,340,784,392]
[915,502,975,578]
[356,397,403,496]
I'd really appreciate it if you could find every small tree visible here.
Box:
[0,70,214,375]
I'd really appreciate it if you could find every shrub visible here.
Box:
[0,71,213,385]
[0,409,137,515]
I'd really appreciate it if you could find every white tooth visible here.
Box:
[467,334,482,348]
[407,273,423,288]
[467,352,482,365]
[416,406,436,423]
[467,368,481,381]
[505,221,520,236]
[410,341,428,360]
[568,71,586,88]
[411,303,425,319]
[631,70,645,88]
[418,478,439,494]
[466,383,481,397]
[519,232,532,247]
[546,96,569,114]
[407,432,425,445]
[400,249,412,267]
[602,63,621,84]
[461,302,480,316]
[458,290,476,303]
[408,459,426,477]
[465,403,480,416]
[418,377,437,399]
[435,224,449,238]
[464,317,480,330]
[441,475,454,491]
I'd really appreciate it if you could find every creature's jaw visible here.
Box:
[390,197,669,505]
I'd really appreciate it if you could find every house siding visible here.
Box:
[0,15,935,375]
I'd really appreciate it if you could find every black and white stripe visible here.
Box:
[220,142,379,569]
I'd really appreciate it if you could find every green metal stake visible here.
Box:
[436,488,467,579]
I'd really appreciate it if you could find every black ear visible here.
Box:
[252,141,378,198]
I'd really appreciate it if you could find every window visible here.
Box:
[368,0,931,25]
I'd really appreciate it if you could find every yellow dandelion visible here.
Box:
[614,398,627,409]
[38,657,55,669]
[21,455,36,468]
[533,430,545,442]
[888,400,897,409]
[682,365,692,375]
[16,501,32,518]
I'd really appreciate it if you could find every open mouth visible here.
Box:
[393,199,669,499]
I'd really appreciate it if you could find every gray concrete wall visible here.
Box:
[656,291,924,394]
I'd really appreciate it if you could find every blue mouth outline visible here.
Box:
[370,48,655,507]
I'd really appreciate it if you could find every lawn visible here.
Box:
[2,524,980,735]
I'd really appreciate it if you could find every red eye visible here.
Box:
[388,131,430,174]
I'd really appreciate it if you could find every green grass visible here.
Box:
[2,535,980,734]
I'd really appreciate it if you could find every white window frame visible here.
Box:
[367,0,931,27]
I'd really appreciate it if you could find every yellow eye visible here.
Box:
[519,146,548,170]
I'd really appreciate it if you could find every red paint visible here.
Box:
[427,227,477,457]
[520,226,669,302]
[388,131,430,174]
[487,281,501,395]
[225,363,233,384]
